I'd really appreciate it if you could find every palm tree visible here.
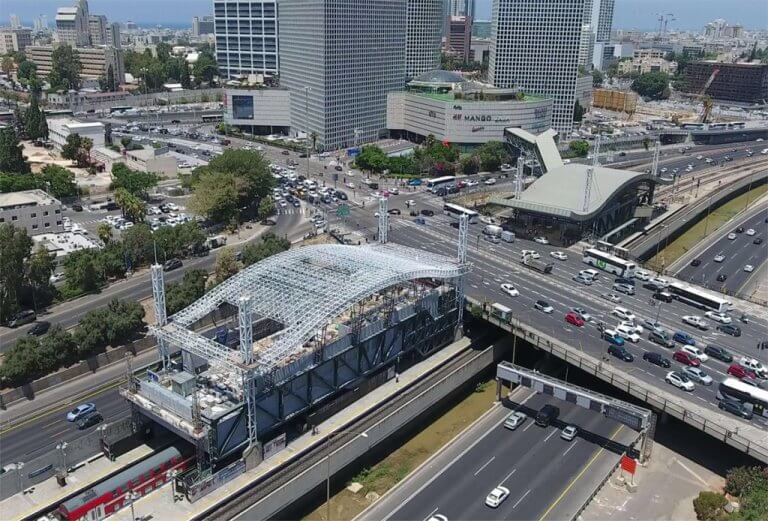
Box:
[97,222,112,244]
[310,132,318,153]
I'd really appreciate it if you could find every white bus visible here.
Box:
[717,377,768,417]
[668,282,731,313]
[426,176,459,193]
[443,203,479,224]
[582,248,637,278]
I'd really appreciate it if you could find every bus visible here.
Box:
[443,203,479,224]
[109,105,133,114]
[582,248,637,278]
[668,282,731,313]
[426,176,459,193]
[201,113,223,123]
[717,377,768,417]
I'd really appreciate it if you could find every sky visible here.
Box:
[1,0,766,30]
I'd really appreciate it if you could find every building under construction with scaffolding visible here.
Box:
[121,213,470,476]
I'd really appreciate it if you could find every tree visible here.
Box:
[48,44,82,90]
[592,69,604,87]
[692,491,727,521]
[97,222,113,244]
[179,59,191,89]
[258,196,275,219]
[573,100,586,122]
[1,56,13,76]
[61,133,92,167]
[189,170,242,224]
[63,249,102,293]
[110,163,159,196]
[114,187,146,223]
[210,247,240,288]
[0,337,43,386]
[0,224,33,323]
[631,72,670,100]
[120,136,133,149]
[0,127,30,174]
[475,141,511,172]
[193,48,218,84]
[569,140,590,157]
[166,269,207,315]
[39,164,78,198]
[241,233,290,267]
[725,466,767,497]
[17,60,37,84]
[355,146,388,173]
[121,223,154,266]
[642,137,651,151]
[460,155,480,176]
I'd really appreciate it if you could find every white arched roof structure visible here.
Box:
[152,243,468,376]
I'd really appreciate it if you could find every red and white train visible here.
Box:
[56,446,193,521]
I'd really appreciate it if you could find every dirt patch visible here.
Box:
[302,379,500,521]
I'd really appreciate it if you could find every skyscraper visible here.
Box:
[56,0,91,47]
[107,22,121,48]
[405,0,443,79]
[593,0,614,43]
[446,15,472,61]
[9,15,21,29]
[213,0,278,79]
[489,0,586,134]
[88,15,108,45]
[279,0,407,151]
[449,0,475,17]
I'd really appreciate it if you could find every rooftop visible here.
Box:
[0,189,59,209]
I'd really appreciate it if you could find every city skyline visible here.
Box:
[1,0,767,30]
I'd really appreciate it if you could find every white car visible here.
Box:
[49,272,65,284]
[501,283,519,297]
[665,371,694,392]
[503,411,527,430]
[704,311,731,324]
[682,315,709,330]
[682,367,713,386]
[602,293,622,303]
[561,425,578,441]
[612,307,636,322]
[615,324,641,343]
[485,486,510,508]
[650,277,669,288]
[696,155,703,160]
[746,228,756,236]
[428,516,448,521]
[681,344,709,363]
[620,320,644,334]
[740,357,768,378]
[634,269,650,281]
[744,265,754,273]
[727,233,737,240]
[483,178,497,186]
[533,236,549,245]
[521,250,540,259]
[550,251,568,261]
[713,253,726,263]
[465,179,479,187]
[480,216,499,225]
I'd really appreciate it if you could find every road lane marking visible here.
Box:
[500,468,517,485]
[474,456,496,476]
[563,441,578,456]
[512,489,531,509]
[523,421,534,432]
[423,507,438,520]
[537,424,625,521]
[543,429,558,443]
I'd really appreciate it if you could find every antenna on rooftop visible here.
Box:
[582,135,601,214]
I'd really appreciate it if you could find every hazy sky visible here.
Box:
[1,0,766,30]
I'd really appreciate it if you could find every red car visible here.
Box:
[456,180,467,188]
[564,312,585,327]
[727,364,756,379]
[673,350,701,367]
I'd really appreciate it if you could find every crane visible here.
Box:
[698,67,720,123]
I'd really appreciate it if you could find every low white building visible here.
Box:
[223,87,291,135]
[0,189,64,236]
[124,147,178,178]
[48,117,105,151]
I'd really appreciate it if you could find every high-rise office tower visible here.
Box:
[279,0,406,151]
[449,0,475,17]
[88,15,108,45]
[578,22,595,67]
[213,0,278,79]
[489,0,586,134]
[9,15,21,29]
[593,0,614,43]
[56,0,91,47]
[446,15,472,61]
[107,22,121,48]
[405,0,443,79]
[193,16,215,37]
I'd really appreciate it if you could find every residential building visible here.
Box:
[446,15,472,62]
[405,0,443,79]
[592,0,614,43]
[56,0,91,47]
[279,0,407,151]
[387,70,553,149]
[0,28,32,54]
[88,14,108,45]
[0,190,64,237]
[683,62,768,104]
[47,117,105,150]
[223,86,291,135]
[107,22,121,48]
[449,0,475,17]
[28,45,124,87]
[213,0,278,79]
[489,0,587,135]
[618,48,677,75]
[192,16,215,37]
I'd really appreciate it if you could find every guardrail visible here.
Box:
[468,297,768,464]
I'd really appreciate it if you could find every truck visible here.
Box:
[491,303,513,321]
[520,253,553,274]
[501,230,515,243]
[483,225,503,237]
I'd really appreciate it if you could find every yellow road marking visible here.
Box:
[538,424,625,521]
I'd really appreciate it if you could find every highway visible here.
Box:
[364,391,637,521]
[675,202,768,296]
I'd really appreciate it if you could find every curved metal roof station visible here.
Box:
[154,243,469,378]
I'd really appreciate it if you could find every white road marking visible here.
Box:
[500,468,517,485]
[474,456,496,476]
[512,489,531,509]
[563,440,579,456]
[423,507,438,520]
[523,421,534,432]
[544,429,558,443]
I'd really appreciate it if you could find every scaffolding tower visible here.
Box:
[378,197,388,244]
[150,264,170,371]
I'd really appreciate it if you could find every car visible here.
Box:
[500,283,519,297]
[615,324,641,343]
[665,371,694,391]
[690,258,702,267]
[713,253,726,263]
[483,178,497,186]
[717,324,742,337]
[704,344,733,363]
[634,269,651,281]
[612,307,636,322]
[420,209,434,217]
[485,486,510,508]
[580,269,599,280]
[746,228,756,236]
[727,364,756,379]
[754,237,763,245]
[735,227,744,233]
[739,357,768,378]
[601,293,622,303]
[67,403,97,422]
[77,410,104,430]
[673,331,696,345]
[27,321,51,336]
[643,352,671,368]
[71,203,83,212]
[673,350,700,367]
[649,277,669,288]
[480,216,499,225]
[7,309,36,328]
[465,179,479,187]
[608,344,634,362]
[565,312,585,327]
[727,233,737,240]
[550,251,568,261]
[649,330,675,348]
[533,236,549,245]
[484,234,501,244]
[163,258,183,271]
[573,274,593,286]
[534,300,554,313]
[744,265,754,273]
[619,321,644,334]
[561,425,578,441]
[705,311,732,324]
[521,250,541,259]
[387,208,401,215]
[682,366,713,385]
[716,273,728,282]
[718,399,753,419]
[570,307,592,322]
[614,277,635,287]
[503,411,527,430]
[653,291,673,303]
[682,315,709,330]
[613,283,635,295]
[49,272,65,284]
[281,150,290,155]
[602,329,625,346]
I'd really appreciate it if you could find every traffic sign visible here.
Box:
[336,204,350,218]
[620,455,637,475]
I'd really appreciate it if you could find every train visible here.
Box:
[55,446,193,521]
